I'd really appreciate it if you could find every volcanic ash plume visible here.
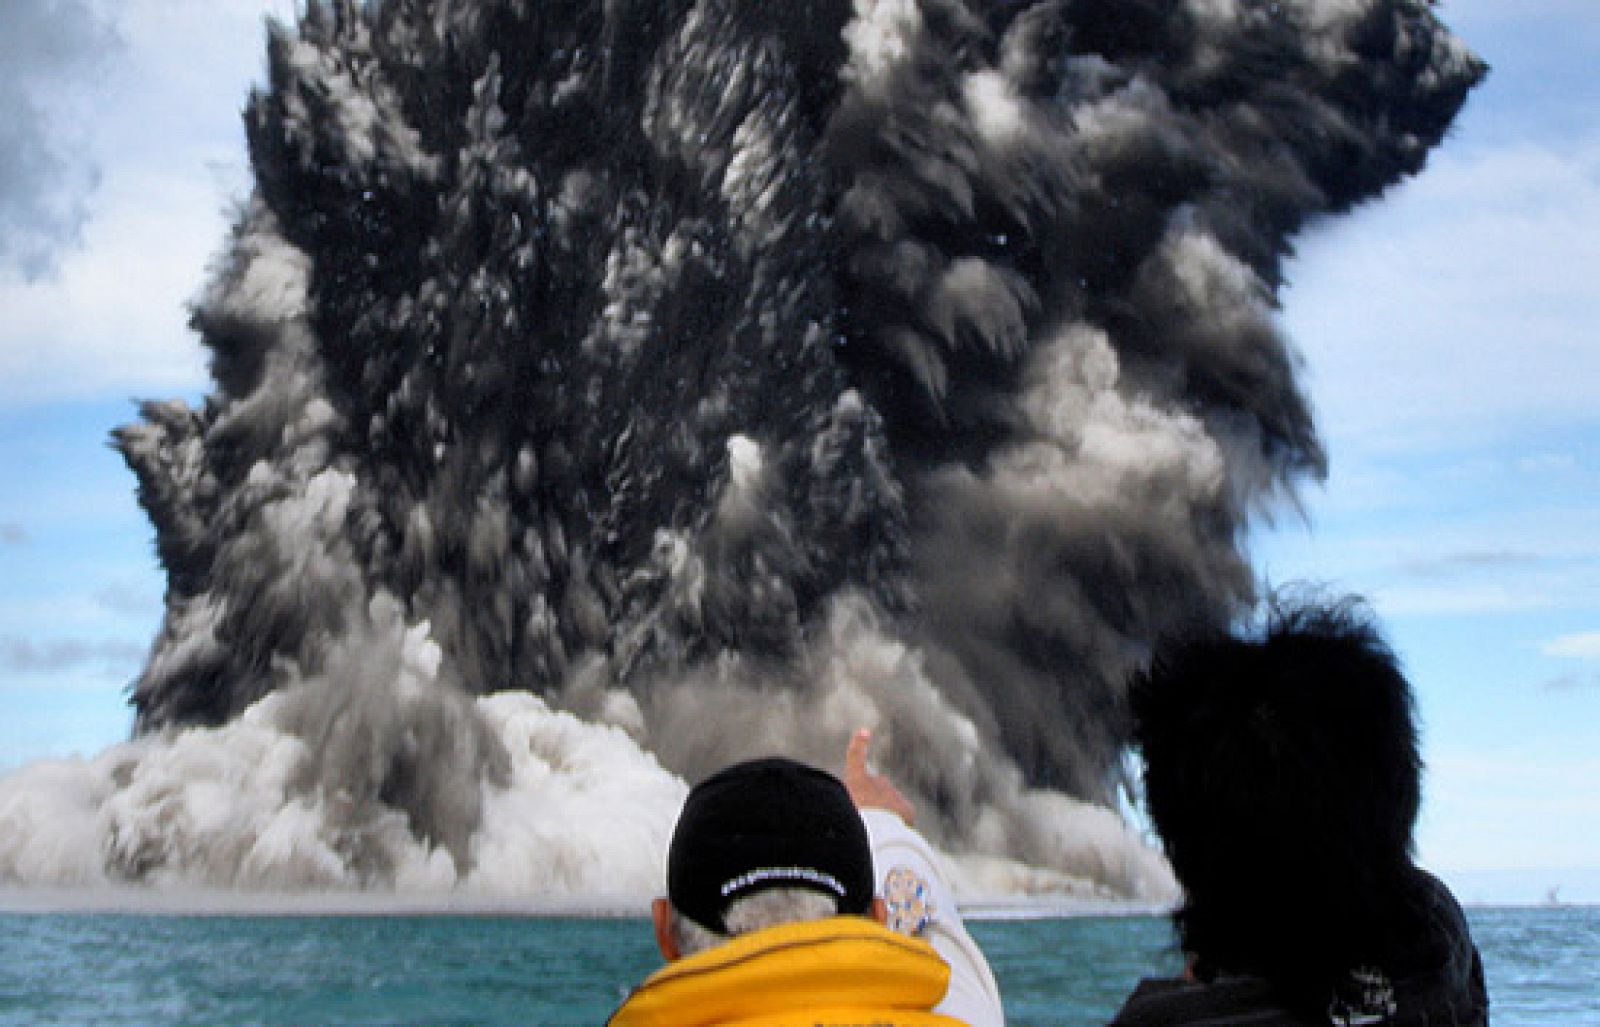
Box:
[0,0,1481,898]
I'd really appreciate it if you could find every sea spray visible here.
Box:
[1,605,684,895]
[2,594,1156,898]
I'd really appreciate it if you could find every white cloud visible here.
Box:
[1282,138,1600,450]
[1542,631,1600,659]
[1373,583,1552,618]
[1450,0,1600,27]
[0,581,159,634]
[0,1,285,405]
[0,636,146,677]
[0,167,219,402]
[1371,544,1597,619]
[95,578,161,619]
[1395,550,1539,579]
[1421,748,1600,870]
[1516,451,1580,475]
[1544,671,1600,692]
[0,0,119,278]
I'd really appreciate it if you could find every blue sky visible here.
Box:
[1,1,1596,904]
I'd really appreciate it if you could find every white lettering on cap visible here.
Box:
[719,866,847,899]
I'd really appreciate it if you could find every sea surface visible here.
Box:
[1,905,1594,1025]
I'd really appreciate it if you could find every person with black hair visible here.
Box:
[1111,597,1488,1026]
[607,729,1002,1025]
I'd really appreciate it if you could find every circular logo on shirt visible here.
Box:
[883,864,935,936]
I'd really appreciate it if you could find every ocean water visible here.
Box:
[1,906,1594,1025]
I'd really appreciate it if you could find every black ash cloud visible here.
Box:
[114,0,1481,878]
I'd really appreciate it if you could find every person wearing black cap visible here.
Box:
[606,729,1002,1026]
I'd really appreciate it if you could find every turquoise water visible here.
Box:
[1,907,1594,1025]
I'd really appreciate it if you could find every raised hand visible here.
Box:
[842,727,915,826]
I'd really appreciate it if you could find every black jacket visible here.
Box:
[1110,871,1488,1026]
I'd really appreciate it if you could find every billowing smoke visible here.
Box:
[1,0,1480,899]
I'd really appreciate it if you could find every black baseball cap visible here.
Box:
[666,757,875,935]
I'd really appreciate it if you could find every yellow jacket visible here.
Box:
[606,915,968,1026]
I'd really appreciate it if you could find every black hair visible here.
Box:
[1131,593,1424,1010]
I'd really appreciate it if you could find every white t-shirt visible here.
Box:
[861,808,1006,1026]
